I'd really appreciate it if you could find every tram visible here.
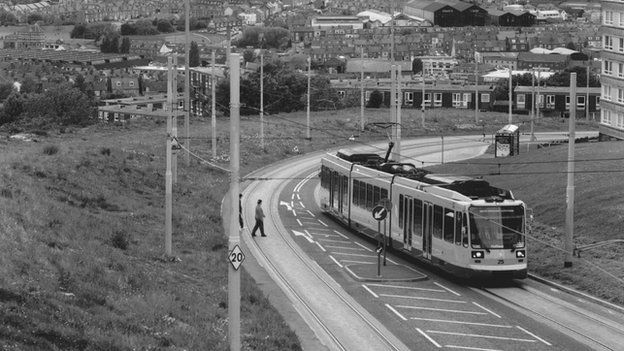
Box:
[319,144,529,279]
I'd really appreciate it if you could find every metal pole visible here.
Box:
[536,69,541,120]
[360,46,365,131]
[475,58,479,123]
[260,51,264,149]
[441,135,444,164]
[564,73,576,268]
[396,65,402,163]
[531,69,535,143]
[165,56,173,257]
[172,56,178,184]
[383,218,387,266]
[508,63,513,124]
[184,0,190,166]
[306,56,311,140]
[390,65,397,160]
[390,0,395,63]
[586,64,590,120]
[421,71,425,128]
[228,53,241,350]
[211,50,217,159]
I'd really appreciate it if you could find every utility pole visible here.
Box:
[564,73,576,268]
[260,50,264,149]
[530,69,536,144]
[306,56,311,140]
[586,63,590,120]
[228,53,241,350]
[390,0,395,63]
[421,70,425,128]
[390,64,397,160]
[474,54,479,123]
[184,0,190,166]
[172,56,178,184]
[536,68,541,120]
[165,56,174,257]
[211,50,217,159]
[396,65,402,163]
[360,46,365,131]
[508,62,513,124]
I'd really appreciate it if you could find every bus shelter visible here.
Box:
[495,124,520,157]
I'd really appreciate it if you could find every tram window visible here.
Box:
[398,195,404,228]
[443,208,454,242]
[366,183,373,209]
[462,213,469,247]
[352,180,359,205]
[413,199,423,237]
[373,186,381,206]
[433,205,443,239]
[455,211,462,245]
[359,181,366,207]
[381,188,388,201]
[342,176,348,206]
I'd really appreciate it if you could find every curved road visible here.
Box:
[237,132,624,351]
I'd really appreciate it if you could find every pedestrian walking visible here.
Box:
[239,194,244,229]
[251,199,266,237]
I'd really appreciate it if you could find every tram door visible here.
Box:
[402,196,413,250]
[423,203,433,259]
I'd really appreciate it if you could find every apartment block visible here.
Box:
[601,0,624,140]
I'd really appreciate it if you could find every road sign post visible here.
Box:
[372,204,389,277]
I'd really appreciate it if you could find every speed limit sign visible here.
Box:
[228,245,245,270]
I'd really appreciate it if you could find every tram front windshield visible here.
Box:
[469,205,525,249]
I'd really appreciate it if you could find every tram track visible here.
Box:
[475,283,624,351]
[243,156,411,351]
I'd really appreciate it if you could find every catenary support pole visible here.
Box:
[228,53,241,350]
[184,0,190,166]
[172,56,178,184]
[564,73,576,268]
[165,56,173,257]
[396,65,402,163]
[390,65,397,160]
[211,50,217,159]
[260,51,264,149]
[475,57,479,123]
[306,56,311,140]
[360,46,365,131]
[586,64,590,120]
[421,71,425,128]
[508,63,513,124]
[531,69,536,143]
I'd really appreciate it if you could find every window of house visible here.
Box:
[605,10,614,25]
[603,109,611,124]
[404,92,413,103]
[433,93,442,107]
[452,93,462,107]
[619,88,624,103]
[605,60,613,75]
[566,95,570,108]
[547,95,555,106]
[618,113,624,128]
[620,12,624,27]
[481,93,490,102]
[424,93,431,106]
[604,85,612,101]
[577,96,585,108]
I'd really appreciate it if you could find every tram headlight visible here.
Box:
[471,251,484,259]
[516,250,526,258]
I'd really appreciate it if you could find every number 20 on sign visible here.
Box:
[228,245,245,270]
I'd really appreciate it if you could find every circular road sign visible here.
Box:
[372,205,388,221]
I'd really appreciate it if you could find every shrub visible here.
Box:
[111,230,130,250]
[43,145,59,155]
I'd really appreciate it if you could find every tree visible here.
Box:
[26,13,43,24]
[0,9,18,25]
[243,49,254,63]
[412,58,423,75]
[155,19,175,33]
[545,66,600,87]
[367,90,383,108]
[0,92,24,125]
[189,41,200,67]
[24,84,94,125]
[0,83,14,101]
[120,37,131,53]
[120,23,137,36]
[70,24,88,38]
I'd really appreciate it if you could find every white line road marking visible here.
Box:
[473,302,501,318]
[315,242,326,252]
[516,326,552,346]
[426,330,535,343]
[379,294,466,304]
[316,238,351,243]
[366,283,445,293]
[416,328,441,348]
[291,193,295,200]
[299,201,305,209]
[363,285,379,298]
[306,210,315,217]
[292,230,314,243]
[329,255,343,268]
[296,219,303,226]
[307,232,341,238]
[341,260,375,264]
[445,345,503,351]
[318,219,328,227]
[355,242,373,252]
[386,304,408,321]
[396,305,488,315]
[410,317,513,328]
[330,252,376,258]
[323,245,365,251]
[333,230,349,239]
[280,200,292,211]
[434,282,461,296]
[292,209,296,216]
[295,193,301,200]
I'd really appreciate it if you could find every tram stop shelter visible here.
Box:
[495,124,520,157]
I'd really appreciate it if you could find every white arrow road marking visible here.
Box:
[292,230,314,243]
[280,200,293,211]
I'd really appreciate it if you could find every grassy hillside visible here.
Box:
[0,108,605,349]
[429,141,624,305]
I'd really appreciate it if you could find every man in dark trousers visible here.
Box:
[239,194,244,229]
[251,199,266,237]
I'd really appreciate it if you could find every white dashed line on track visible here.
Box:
[473,302,501,318]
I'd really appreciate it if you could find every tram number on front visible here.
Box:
[228,245,245,270]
